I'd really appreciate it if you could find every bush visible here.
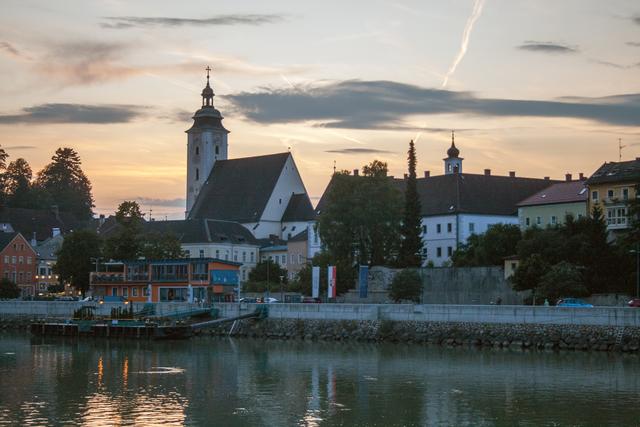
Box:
[389,269,422,303]
[0,278,20,299]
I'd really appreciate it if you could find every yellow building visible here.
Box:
[585,159,640,233]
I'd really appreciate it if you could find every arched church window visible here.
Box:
[195,146,199,155]
[196,168,199,181]
[215,145,219,155]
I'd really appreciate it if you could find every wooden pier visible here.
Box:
[30,321,192,340]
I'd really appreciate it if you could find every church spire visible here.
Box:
[201,66,215,107]
[444,130,462,174]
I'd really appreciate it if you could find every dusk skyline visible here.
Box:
[1,0,639,218]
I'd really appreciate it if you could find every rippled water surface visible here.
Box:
[1,333,640,426]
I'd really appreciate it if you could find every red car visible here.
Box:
[628,299,640,307]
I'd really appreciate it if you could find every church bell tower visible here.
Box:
[185,66,229,216]
[444,130,463,175]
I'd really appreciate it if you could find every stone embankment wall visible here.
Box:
[201,318,640,353]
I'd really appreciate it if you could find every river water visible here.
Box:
[0,333,639,426]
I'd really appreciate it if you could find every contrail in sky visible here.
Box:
[442,0,486,88]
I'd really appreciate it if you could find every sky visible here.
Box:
[0,0,639,219]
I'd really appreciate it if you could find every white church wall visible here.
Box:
[186,128,228,214]
[260,155,307,225]
[281,221,307,240]
[457,214,518,242]
[420,215,457,266]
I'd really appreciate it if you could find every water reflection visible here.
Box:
[0,334,639,426]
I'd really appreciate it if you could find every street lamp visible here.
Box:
[279,275,284,302]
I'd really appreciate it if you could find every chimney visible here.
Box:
[484,169,491,176]
[579,173,585,181]
[509,171,516,178]
[565,173,572,182]
[404,173,408,179]
[544,176,550,180]
[52,228,61,238]
[424,170,430,178]
[353,169,359,176]
[31,232,37,247]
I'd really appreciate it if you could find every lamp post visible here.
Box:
[279,275,284,302]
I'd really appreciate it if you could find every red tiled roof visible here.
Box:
[517,180,587,207]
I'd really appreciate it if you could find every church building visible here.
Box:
[185,69,317,242]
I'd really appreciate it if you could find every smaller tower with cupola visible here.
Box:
[444,130,463,174]
[185,66,230,216]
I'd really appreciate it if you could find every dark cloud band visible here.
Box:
[0,103,147,124]
[227,80,640,128]
[517,41,577,53]
[102,14,284,29]
[325,148,392,154]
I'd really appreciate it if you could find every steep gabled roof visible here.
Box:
[282,193,315,222]
[0,232,19,251]
[517,180,588,207]
[188,152,290,222]
[586,160,640,185]
[289,229,308,242]
[316,172,557,217]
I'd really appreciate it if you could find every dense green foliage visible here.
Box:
[55,230,102,295]
[389,269,422,303]
[0,278,20,299]
[317,160,403,292]
[398,140,423,267]
[452,224,522,267]
[248,259,288,284]
[511,209,633,301]
[0,146,94,219]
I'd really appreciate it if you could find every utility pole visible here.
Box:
[619,138,625,162]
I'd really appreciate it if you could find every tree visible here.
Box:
[452,224,521,267]
[389,269,422,303]
[55,230,102,296]
[140,232,184,259]
[103,201,145,260]
[398,140,423,268]
[248,259,288,283]
[0,278,20,299]
[4,158,35,208]
[317,160,402,271]
[537,261,587,303]
[35,147,94,219]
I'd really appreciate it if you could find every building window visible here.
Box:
[215,249,220,258]
[422,225,427,234]
[525,217,530,226]
[184,250,190,257]
[250,252,255,262]
[436,247,442,257]
[195,146,199,155]
[143,287,150,297]
[26,272,31,282]
[607,189,614,199]
[18,256,23,264]
[606,207,629,227]
[282,255,287,265]
[3,256,7,264]
[27,257,32,265]
[195,168,199,181]
[123,287,128,297]
[199,249,205,258]
[242,252,246,262]
[623,188,629,200]
[447,223,452,233]
[447,246,453,257]
[242,269,247,281]
[234,252,238,262]
[551,216,557,225]
[469,223,475,233]
[18,272,23,283]
[592,191,599,201]
[536,216,541,225]
[437,224,441,234]
[132,287,138,297]
[215,145,219,155]
[112,287,118,297]
[11,256,16,264]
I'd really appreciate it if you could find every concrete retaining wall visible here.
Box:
[0,301,202,318]
[213,303,640,327]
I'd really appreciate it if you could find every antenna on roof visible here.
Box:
[618,138,625,162]
[333,160,336,174]
[148,207,153,222]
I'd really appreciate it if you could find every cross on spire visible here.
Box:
[206,66,212,83]
[451,130,455,144]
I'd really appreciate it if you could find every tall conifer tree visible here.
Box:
[399,140,423,267]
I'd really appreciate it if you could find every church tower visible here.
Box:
[186,67,229,216]
[444,131,463,174]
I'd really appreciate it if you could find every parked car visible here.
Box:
[99,296,129,304]
[628,298,640,307]
[239,297,257,303]
[556,298,594,308]
[302,297,322,304]
[264,297,279,304]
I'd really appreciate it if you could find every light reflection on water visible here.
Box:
[0,334,639,426]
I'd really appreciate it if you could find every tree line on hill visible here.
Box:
[0,146,94,219]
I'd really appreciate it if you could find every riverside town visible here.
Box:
[1,1,640,425]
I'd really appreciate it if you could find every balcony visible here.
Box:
[90,272,125,284]
[606,206,630,230]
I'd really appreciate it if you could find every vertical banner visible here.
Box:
[358,265,369,298]
[146,283,152,303]
[311,266,320,298]
[327,266,337,299]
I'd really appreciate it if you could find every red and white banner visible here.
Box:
[327,266,336,299]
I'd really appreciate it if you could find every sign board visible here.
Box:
[210,270,239,285]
